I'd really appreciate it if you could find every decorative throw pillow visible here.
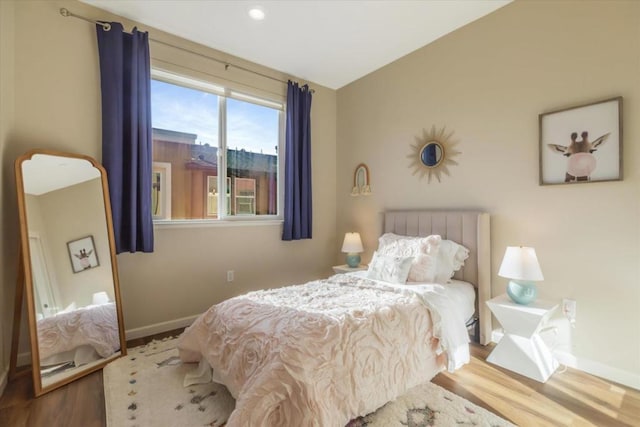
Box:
[378,233,436,253]
[366,251,414,284]
[407,253,439,283]
[434,239,470,283]
[377,233,441,282]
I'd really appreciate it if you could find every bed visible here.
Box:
[177,210,490,426]
[382,210,491,345]
[37,301,121,367]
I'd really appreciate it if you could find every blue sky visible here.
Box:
[151,79,279,155]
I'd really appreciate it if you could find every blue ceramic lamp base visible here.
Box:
[506,280,537,305]
[345,253,361,268]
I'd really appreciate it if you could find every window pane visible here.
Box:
[227,98,279,216]
[150,74,282,222]
[206,176,230,217]
[151,79,219,219]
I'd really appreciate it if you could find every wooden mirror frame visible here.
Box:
[12,149,126,396]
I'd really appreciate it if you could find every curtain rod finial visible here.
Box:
[60,8,70,17]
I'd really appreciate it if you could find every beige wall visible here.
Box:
[337,0,640,387]
[1,0,336,380]
[0,0,17,392]
[37,178,115,308]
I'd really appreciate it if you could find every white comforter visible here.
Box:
[37,302,120,361]
[177,274,470,427]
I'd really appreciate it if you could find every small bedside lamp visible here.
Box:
[498,246,544,305]
[342,232,364,268]
[92,291,110,305]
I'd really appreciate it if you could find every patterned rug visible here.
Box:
[104,337,515,427]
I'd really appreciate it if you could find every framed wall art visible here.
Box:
[67,235,99,273]
[539,97,622,185]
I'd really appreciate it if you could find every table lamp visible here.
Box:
[342,232,364,268]
[92,291,110,305]
[498,246,544,305]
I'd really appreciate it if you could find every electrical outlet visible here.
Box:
[562,298,577,324]
[227,270,234,282]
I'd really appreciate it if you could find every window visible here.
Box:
[152,162,172,220]
[150,70,283,221]
[206,176,230,217]
[234,178,256,215]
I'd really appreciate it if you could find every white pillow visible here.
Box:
[434,239,470,283]
[407,253,439,283]
[378,233,439,254]
[377,233,441,282]
[367,251,414,284]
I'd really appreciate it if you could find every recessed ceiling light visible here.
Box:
[248,6,265,21]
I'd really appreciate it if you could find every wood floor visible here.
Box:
[1,332,639,427]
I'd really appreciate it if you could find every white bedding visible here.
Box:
[349,271,474,371]
[349,271,476,323]
[177,273,473,426]
[37,302,120,363]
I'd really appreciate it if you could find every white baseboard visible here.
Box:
[490,330,640,390]
[553,350,640,391]
[125,314,199,341]
[0,365,8,398]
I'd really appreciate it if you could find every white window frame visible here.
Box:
[151,69,285,225]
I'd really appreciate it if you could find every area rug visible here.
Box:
[104,337,515,427]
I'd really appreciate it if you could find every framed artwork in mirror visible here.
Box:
[539,96,622,185]
[67,235,99,273]
[408,125,461,183]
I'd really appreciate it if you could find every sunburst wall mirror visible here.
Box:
[408,125,461,183]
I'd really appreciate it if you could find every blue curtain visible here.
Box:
[282,81,313,240]
[96,23,154,253]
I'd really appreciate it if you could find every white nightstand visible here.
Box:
[332,264,367,274]
[486,294,559,383]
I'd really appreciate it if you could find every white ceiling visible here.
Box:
[22,154,101,195]
[81,0,511,90]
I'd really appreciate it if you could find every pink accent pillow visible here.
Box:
[377,233,441,282]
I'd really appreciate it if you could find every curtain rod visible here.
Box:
[60,7,111,31]
[59,8,314,93]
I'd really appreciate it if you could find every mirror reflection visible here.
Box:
[420,142,443,167]
[409,126,460,183]
[16,150,126,394]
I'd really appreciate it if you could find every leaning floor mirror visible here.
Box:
[13,149,126,396]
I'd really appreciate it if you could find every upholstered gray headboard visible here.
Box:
[384,210,491,345]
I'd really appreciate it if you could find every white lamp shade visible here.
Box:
[498,246,544,281]
[341,232,364,253]
[92,291,110,305]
